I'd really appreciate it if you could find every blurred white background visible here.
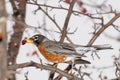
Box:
[6,0,120,80]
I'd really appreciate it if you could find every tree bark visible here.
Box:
[0,0,7,80]
[8,0,27,80]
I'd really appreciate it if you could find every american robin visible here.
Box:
[22,34,112,64]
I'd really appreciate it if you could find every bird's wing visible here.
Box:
[42,41,83,57]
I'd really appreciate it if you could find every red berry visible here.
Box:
[0,32,3,41]
[81,8,87,14]
[77,0,83,6]
[32,51,39,57]
[14,42,19,47]
[22,40,27,45]
[65,0,70,4]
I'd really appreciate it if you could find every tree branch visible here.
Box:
[87,13,120,46]
[0,0,7,80]
[8,62,81,80]
[55,0,76,79]
[60,0,76,42]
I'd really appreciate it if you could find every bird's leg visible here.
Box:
[48,63,58,80]
[69,58,75,74]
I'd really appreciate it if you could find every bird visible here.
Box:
[22,34,112,64]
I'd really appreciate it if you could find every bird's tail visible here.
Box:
[64,57,90,64]
[91,44,113,50]
[75,44,113,54]
[74,57,91,64]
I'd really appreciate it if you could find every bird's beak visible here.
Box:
[22,38,34,45]
[25,38,34,43]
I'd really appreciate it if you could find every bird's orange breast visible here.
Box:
[38,44,66,63]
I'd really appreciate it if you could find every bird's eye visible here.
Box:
[33,36,39,40]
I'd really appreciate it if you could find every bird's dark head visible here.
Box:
[30,34,46,45]
[22,34,47,46]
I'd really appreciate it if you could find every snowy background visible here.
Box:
[6,0,120,80]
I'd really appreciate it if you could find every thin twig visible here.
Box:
[87,13,120,46]
[33,1,73,43]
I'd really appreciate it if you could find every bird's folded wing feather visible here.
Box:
[42,41,83,57]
